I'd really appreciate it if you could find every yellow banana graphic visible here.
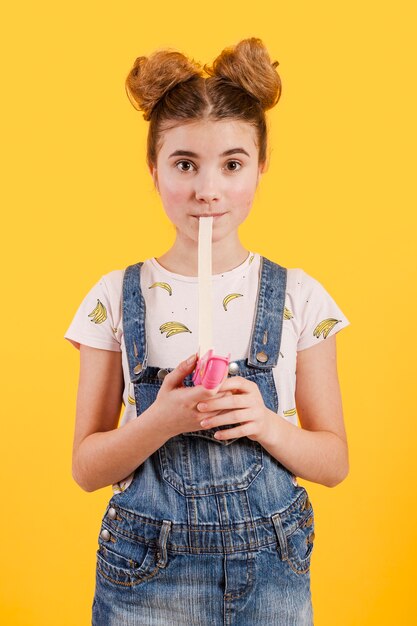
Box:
[223,293,244,311]
[112,481,128,494]
[149,282,173,296]
[160,321,192,338]
[127,383,135,405]
[313,318,341,339]
[249,254,255,264]
[284,408,297,417]
[284,307,293,320]
[88,299,107,324]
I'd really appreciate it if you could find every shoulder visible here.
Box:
[99,269,126,301]
[284,268,350,350]
[285,267,339,305]
[286,267,320,291]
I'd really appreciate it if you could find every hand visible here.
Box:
[196,376,276,444]
[152,354,233,439]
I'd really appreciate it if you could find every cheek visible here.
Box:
[157,168,188,200]
[231,182,257,209]
[161,182,189,206]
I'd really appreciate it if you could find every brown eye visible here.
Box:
[176,160,195,172]
[225,161,242,172]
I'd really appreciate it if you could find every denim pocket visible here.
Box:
[96,538,160,587]
[285,498,315,575]
[159,434,264,496]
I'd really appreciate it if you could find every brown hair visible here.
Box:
[125,38,282,170]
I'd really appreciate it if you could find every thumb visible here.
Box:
[162,353,198,390]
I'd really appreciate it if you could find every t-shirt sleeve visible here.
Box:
[296,269,350,351]
[64,274,122,352]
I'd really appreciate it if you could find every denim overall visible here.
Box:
[92,256,315,626]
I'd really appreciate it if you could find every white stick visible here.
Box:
[198,217,213,356]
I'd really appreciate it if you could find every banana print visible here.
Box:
[249,254,255,264]
[112,479,130,494]
[149,282,173,296]
[313,318,342,339]
[284,408,297,417]
[223,293,244,311]
[160,321,192,338]
[127,382,136,405]
[284,307,293,320]
[88,299,107,324]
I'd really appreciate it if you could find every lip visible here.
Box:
[191,213,226,218]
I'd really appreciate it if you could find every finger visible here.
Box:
[162,354,198,391]
[200,409,253,429]
[213,422,254,441]
[187,381,230,403]
[202,390,233,404]
[195,408,226,422]
[196,393,246,413]
[217,376,252,394]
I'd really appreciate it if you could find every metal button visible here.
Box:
[107,507,117,520]
[228,362,240,375]
[100,529,111,541]
[157,368,169,381]
[303,496,311,511]
[133,363,143,375]
[304,516,314,528]
[256,351,268,363]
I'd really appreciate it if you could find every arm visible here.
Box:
[72,345,169,492]
[258,334,349,487]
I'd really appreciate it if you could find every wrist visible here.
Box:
[140,401,172,445]
[258,408,282,449]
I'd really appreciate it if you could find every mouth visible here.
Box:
[191,213,226,219]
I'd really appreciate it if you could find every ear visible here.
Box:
[256,164,265,184]
[149,164,159,192]
[258,160,268,179]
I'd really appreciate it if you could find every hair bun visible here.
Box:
[204,37,281,110]
[125,50,203,120]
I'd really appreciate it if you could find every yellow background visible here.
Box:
[1,1,416,624]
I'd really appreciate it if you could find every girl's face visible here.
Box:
[149,119,265,245]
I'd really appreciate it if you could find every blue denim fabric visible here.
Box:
[92,256,315,625]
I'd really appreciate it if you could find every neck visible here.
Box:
[155,232,249,276]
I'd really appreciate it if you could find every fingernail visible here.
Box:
[198,403,207,410]
[187,354,197,364]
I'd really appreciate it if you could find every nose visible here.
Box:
[195,192,219,204]
[194,172,220,204]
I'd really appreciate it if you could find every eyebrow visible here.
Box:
[168,148,250,158]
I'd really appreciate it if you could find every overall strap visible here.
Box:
[123,262,147,383]
[247,256,287,369]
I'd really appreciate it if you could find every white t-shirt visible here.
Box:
[64,251,350,494]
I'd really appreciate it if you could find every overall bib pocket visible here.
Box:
[159,434,264,496]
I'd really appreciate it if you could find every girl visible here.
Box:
[65,38,350,626]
